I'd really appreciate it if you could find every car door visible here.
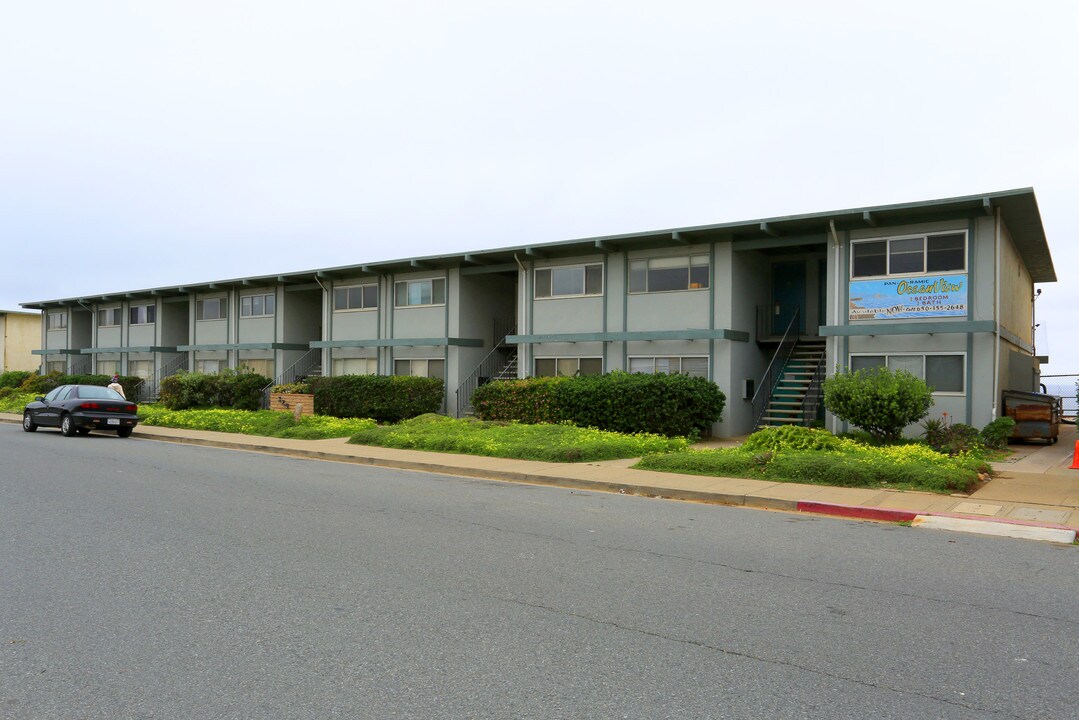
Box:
[37,385,72,426]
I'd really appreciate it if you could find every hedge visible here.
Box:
[159,370,270,411]
[308,375,444,422]
[18,371,144,397]
[471,371,726,437]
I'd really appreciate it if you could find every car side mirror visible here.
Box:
[35,396,45,402]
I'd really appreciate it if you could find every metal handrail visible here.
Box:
[800,353,828,426]
[261,348,322,409]
[455,328,516,418]
[140,353,188,402]
[750,307,800,429]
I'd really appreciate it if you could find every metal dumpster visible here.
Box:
[1002,390,1062,443]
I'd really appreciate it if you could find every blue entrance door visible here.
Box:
[771,261,806,335]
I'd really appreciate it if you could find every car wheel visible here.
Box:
[117,427,133,438]
[60,414,77,437]
[76,427,91,435]
[22,412,37,432]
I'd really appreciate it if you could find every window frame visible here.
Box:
[850,230,967,280]
[532,356,604,377]
[848,352,966,395]
[627,355,709,378]
[46,312,67,330]
[627,255,710,294]
[196,298,228,321]
[129,304,156,325]
[393,358,446,380]
[333,283,379,312]
[240,293,276,318]
[97,307,123,328]
[534,263,604,299]
[393,278,447,308]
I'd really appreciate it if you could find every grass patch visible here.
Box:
[0,389,38,414]
[347,414,689,462]
[138,405,376,439]
[635,439,988,494]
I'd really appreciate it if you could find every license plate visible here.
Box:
[107,418,120,425]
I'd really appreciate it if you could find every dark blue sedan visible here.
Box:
[22,384,139,438]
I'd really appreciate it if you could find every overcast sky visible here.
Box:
[2,1,1076,374]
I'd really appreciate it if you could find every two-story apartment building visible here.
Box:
[22,188,1054,437]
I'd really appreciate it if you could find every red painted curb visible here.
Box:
[795,501,918,523]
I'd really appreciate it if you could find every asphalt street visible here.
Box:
[2,425,1077,719]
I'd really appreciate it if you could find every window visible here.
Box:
[195,359,222,374]
[628,356,708,378]
[240,294,275,318]
[239,359,274,378]
[334,284,378,311]
[851,232,966,279]
[534,264,603,298]
[628,256,709,293]
[96,360,120,377]
[129,304,156,325]
[333,358,378,375]
[533,357,603,377]
[849,353,965,393]
[129,360,154,381]
[394,278,446,307]
[97,308,122,327]
[46,360,66,374]
[47,312,67,330]
[394,358,445,381]
[196,298,227,321]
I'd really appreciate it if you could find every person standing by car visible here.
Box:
[107,374,126,399]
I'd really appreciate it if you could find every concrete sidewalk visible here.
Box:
[4,412,1078,542]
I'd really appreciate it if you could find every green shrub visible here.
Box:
[158,369,270,410]
[0,370,33,389]
[742,425,842,452]
[270,381,311,394]
[309,374,443,422]
[16,372,144,397]
[823,367,933,442]
[980,417,1016,449]
[471,371,725,437]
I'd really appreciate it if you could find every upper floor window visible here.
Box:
[240,293,275,318]
[535,263,603,299]
[629,255,709,293]
[47,312,67,330]
[395,278,446,307]
[196,298,227,321]
[334,284,378,311]
[129,304,156,325]
[851,232,966,279]
[97,307,122,327]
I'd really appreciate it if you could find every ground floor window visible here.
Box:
[129,360,154,381]
[96,360,120,377]
[46,360,66,374]
[849,353,965,394]
[333,358,378,375]
[240,359,275,379]
[395,358,445,381]
[533,357,603,377]
[628,356,708,378]
[196,359,222,374]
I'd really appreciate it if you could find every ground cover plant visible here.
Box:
[347,414,689,462]
[636,425,989,494]
[138,405,376,439]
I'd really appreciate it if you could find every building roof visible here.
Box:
[20,187,1055,309]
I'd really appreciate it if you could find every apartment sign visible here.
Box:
[848,273,967,320]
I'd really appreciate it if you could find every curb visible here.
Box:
[794,500,1078,544]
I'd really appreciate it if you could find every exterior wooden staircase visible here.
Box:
[756,339,827,428]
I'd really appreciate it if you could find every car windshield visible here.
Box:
[77,386,126,401]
